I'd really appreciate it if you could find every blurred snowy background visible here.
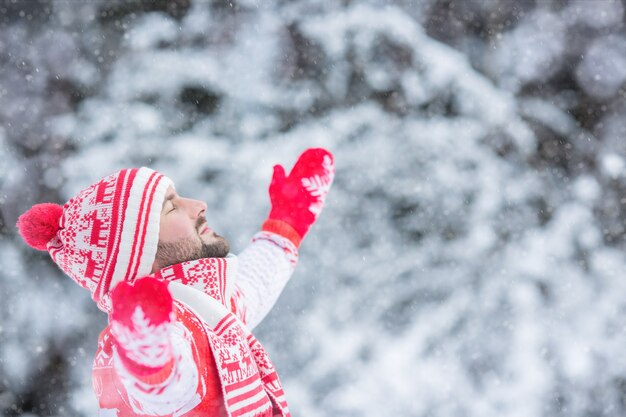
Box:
[1,0,626,416]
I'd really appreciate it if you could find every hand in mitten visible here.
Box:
[110,277,175,381]
[262,148,335,247]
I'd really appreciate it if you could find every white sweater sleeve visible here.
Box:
[233,231,299,330]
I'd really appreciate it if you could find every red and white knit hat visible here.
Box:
[16,167,172,312]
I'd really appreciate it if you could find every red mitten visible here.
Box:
[262,148,335,247]
[110,277,175,383]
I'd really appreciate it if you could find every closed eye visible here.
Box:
[165,199,177,213]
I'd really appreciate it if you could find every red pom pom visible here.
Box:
[16,203,64,251]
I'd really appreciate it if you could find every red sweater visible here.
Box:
[92,232,297,416]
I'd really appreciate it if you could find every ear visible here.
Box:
[150,257,161,273]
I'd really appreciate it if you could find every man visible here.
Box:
[16,148,335,416]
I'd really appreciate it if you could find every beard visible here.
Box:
[155,220,230,269]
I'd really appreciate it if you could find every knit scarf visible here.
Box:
[154,255,290,417]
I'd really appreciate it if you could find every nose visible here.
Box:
[182,198,207,218]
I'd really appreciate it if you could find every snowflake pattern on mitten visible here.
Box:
[110,306,173,368]
[301,154,335,215]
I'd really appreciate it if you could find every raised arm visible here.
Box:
[232,148,335,329]
[108,278,204,415]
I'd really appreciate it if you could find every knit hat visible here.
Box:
[16,167,172,312]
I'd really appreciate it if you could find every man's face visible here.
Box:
[152,186,230,271]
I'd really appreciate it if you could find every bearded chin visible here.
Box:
[155,236,230,269]
[199,237,230,259]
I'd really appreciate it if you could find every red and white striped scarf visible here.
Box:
[156,256,290,417]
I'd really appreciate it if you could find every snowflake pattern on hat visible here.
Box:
[22,167,172,311]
